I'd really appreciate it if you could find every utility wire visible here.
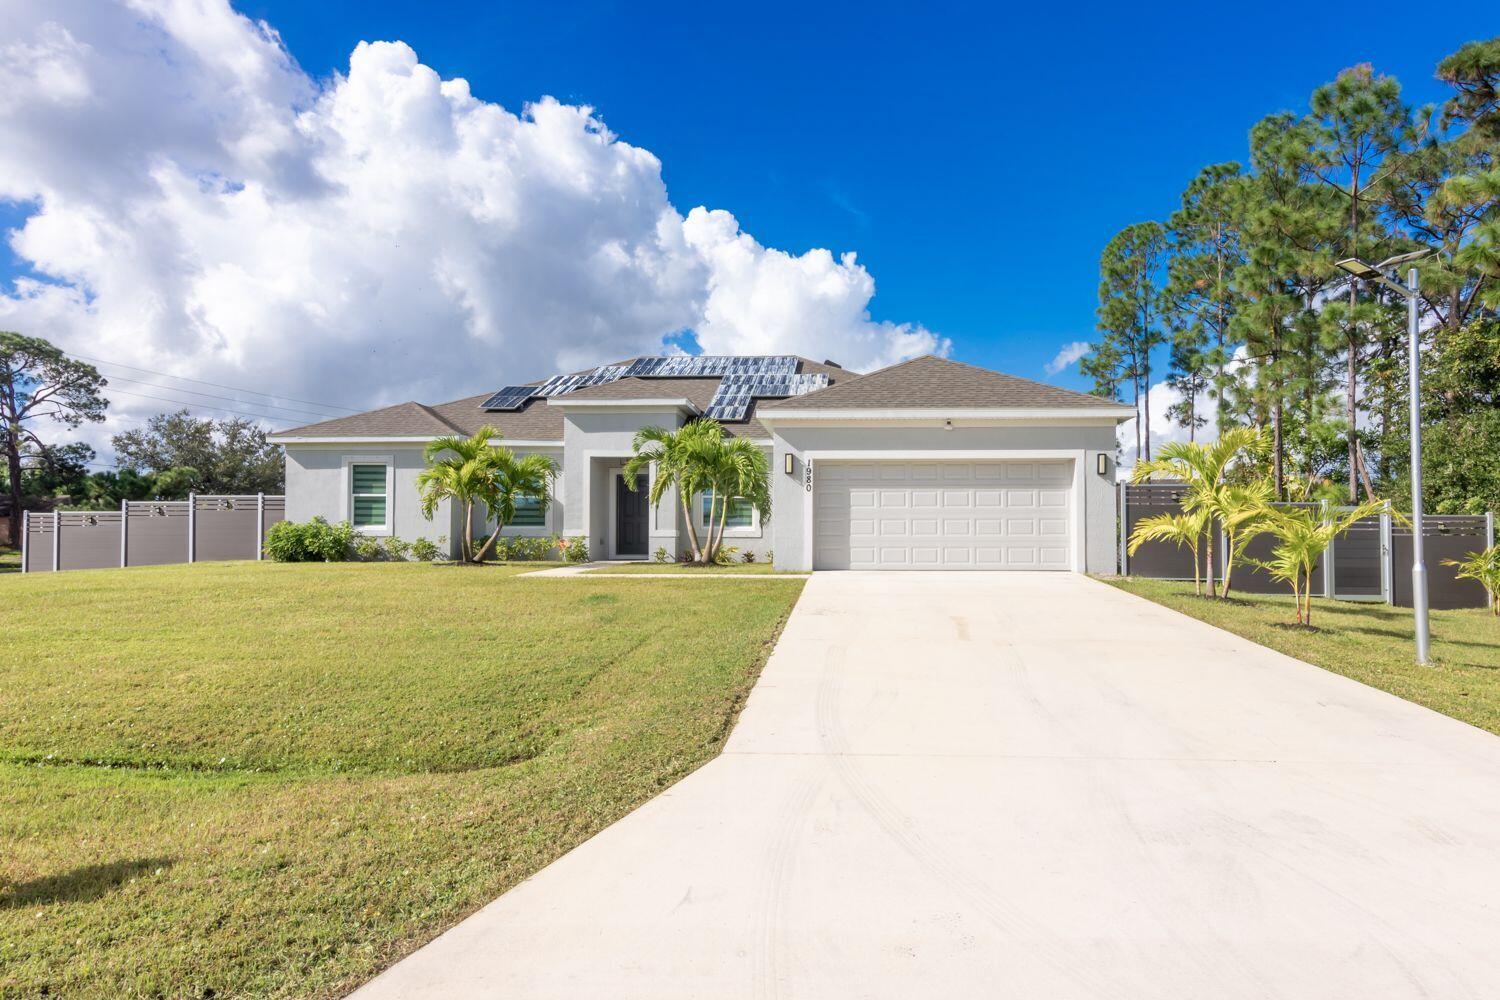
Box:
[102,387,294,426]
[63,350,361,414]
[96,372,333,421]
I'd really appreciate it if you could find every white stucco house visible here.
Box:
[268,354,1134,572]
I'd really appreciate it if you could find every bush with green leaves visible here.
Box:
[556,536,589,563]
[654,546,671,564]
[263,517,355,563]
[381,536,412,562]
[741,549,756,563]
[408,537,442,563]
[713,545,740,566]
[352,536,384,561]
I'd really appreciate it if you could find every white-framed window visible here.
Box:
[700,489,757,533]
[350,463,389,530]
[509,495,547,527]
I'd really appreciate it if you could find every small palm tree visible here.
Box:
[1250,498,1389,626]
[472,450,559,562]
[623,420,722,562]
[1128,509,1211,595]
[415,426,556,563]
[1443,545,1500,617]
[1217,479,1276,598]
[1131,427,1267,598]
[700,435,771,564]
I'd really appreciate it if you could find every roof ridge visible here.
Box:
[762,352,935,407]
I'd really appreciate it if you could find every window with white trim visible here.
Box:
[351,464,388,528]
[510,495,547,527]
[701,489,754,529]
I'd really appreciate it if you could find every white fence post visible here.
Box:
[20,512,27,574]
[1118,483,1128,575]
[256,492,265,560]
[52,510,60,572]
[1380,501,1394,605]
[187,493,196,563]
[120,499,128,568]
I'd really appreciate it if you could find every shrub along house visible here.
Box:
[268,354,1133,571]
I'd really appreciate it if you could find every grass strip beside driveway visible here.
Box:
[1,561,804,998]
[585,561,804,575]
[1108,577,1500,737]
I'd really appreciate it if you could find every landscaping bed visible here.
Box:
[1,561,804,998]
[1108,577,1500,737]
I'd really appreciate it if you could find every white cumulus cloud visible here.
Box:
[1043,340,1090,375]
[0,0,942,454]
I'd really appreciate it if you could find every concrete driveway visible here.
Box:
[353,572,1500,999]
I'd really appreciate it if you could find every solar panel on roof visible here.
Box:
[702,371,828,421]
[481,385,539,411]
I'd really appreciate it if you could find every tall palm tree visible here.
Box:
[1131,427,1267,598]
[415,425,556,563]
[623,420,722,563]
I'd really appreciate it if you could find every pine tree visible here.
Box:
[1095,222,1169,461]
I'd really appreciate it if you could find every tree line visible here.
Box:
[1084,37,1500,514]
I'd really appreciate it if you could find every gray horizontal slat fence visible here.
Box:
[193,496,259,562]
[1121,483,1211,580]
[21,494,283,573]
[1330,513,1384,600]
[1391,516,1492,610]
[22,512,54,573]
[126,501,191,567]
[57,510,124,571]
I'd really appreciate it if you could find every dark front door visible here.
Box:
[615,474,649,557]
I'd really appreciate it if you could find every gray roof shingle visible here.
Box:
[757,355,1124,412]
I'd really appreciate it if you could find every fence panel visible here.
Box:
[22,513,54,573]
[261,495,285,542]
[1391,517,1491,610]
[57,511,124,571]
[1121,483,1211,580]
[1330,515,1384,600]
[193,496,261,562]
[124,501,190,567]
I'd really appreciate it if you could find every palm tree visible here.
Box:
[623,420,722,563]
[1128,509,1211,595]
[700,435,771,564]
[1250,498,1389,625]
[415,425,556,563]
[1444,545,1500,617]
[1131,427,1267,598]
[1217,479,1276,598]
[472,450,558,562]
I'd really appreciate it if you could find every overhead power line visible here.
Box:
[96,372,333,421]
[102,386,294,426]
[63,350,362,414]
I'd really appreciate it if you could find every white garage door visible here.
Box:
[814,461,1074,570]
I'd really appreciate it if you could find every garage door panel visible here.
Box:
[814,460,1073,571]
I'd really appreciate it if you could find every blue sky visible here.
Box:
[219,0,1469,392]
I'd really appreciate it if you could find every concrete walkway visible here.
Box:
[353,572,1500,999]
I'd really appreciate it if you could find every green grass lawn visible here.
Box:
[0,543,18,573]
[1108,577,1500,737]
[585,560,805,575]
[1,561,804,998]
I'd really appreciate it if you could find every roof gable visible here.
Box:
[758,355,1122,411]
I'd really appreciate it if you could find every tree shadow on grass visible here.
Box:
[1,857,172,909]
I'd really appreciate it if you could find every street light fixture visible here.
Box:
[1335,248,1434,664]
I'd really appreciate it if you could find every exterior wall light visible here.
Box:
[784,453,795,476]
[943,418,954,431]
[1096,453,1109,477]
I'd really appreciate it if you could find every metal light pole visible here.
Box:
[1336,250,1432,665]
